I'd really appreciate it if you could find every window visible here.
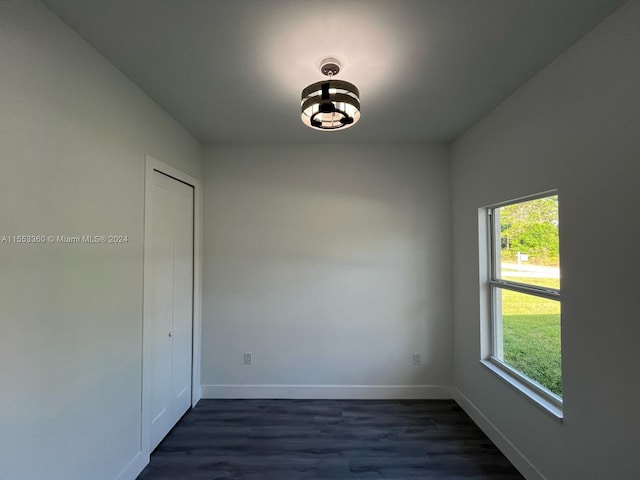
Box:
[485,192,562,414]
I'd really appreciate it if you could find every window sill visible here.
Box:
[480,359,563,422]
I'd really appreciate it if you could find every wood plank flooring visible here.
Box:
[137,399,524,480]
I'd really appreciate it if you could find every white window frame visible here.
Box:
[481,190,563,419]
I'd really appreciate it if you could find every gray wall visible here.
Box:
[0,3,202,480]
[451,1,640,479]
[202,144,453,398]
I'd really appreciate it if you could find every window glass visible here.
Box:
[488,192,562,402]
[496,290,562,396]
[495,196,560,290]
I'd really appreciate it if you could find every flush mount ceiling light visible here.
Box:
[301,58,360,131]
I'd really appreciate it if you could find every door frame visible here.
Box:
[141,155,202,459]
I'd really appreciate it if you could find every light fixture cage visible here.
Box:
[301,71,360,131]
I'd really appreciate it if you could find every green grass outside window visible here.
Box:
[501,276,562,396]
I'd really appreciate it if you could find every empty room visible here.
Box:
[1,1,639,479]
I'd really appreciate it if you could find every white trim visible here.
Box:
[141,155,202,462]
[201,384,452,399]
[453,388,550,480]
[485,188,558,209]
[481,360,563,420]
[489,279,560,301]
[114,450,148,480]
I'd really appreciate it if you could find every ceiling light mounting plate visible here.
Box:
[320,57,341,76]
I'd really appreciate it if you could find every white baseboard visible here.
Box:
[114,450,148,480]
[453,388,548,480]
[201,384,452,399]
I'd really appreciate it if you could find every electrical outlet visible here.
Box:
[412,353,421,365]
[243,352,252,365]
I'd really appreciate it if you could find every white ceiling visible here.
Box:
[42,0,627,144]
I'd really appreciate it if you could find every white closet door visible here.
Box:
[149,170,193,450]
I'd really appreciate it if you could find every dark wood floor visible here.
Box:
[137,399,524,480]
